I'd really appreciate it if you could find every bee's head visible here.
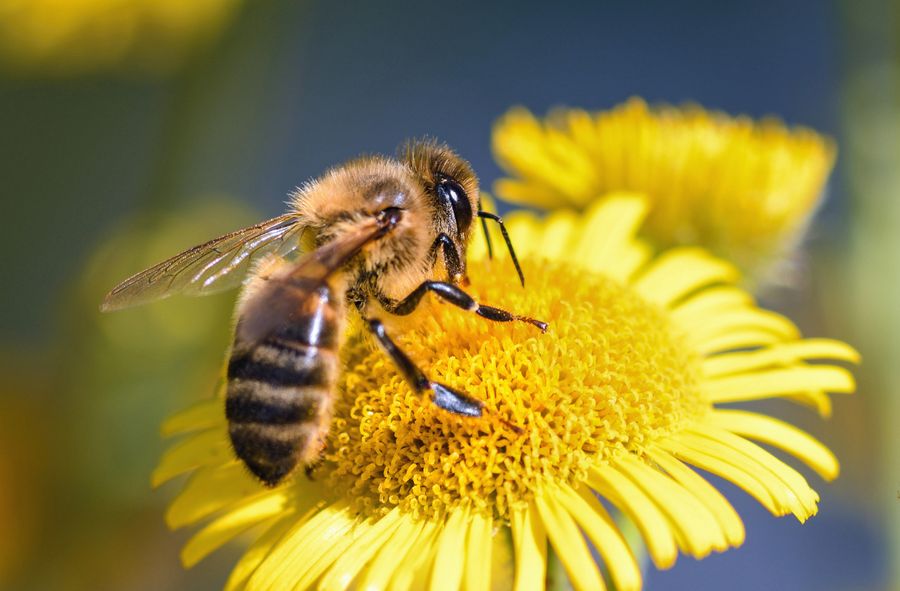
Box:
[401,139,479,283]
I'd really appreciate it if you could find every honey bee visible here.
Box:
[102,140,546,486]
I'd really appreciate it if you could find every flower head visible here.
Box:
[492,98,836,282]
[154,195,856,590]
[0,0,241,76]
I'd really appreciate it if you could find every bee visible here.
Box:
[102,140,546,486]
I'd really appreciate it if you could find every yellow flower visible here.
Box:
[153,195,857,591]
[0,0,241,76]
[492,98,836,283]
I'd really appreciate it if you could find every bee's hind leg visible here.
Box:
[364,318,483,417]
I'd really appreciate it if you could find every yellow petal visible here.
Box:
[604,240,653,283]
[703,366,855,403]
[555,484,641,591]
[689,309,799,346]
[537,209,579,260]
[511,504,547,591]
[697,329,782,355]
[166,462,262,528]
[463,511,493,591]
[587,464,678,569]
[709,410,839,480]
[357,514,424,591]
[660,438,780,516]
[247,499,352,591]
[614,455,727,556]
[535,491,606,591]
[428,506,470,591]
[633,248,739,307]
[785,389,832,418]
[674,432,811,520]
[389,520,439,591]
[689,428,820,522]
[318,509,404,591]
[152,428,231,487]
[702,339,860,378]
[181,489,290,568]
[670,287,753,327]
[161,398,222,437]
[225,516,296,591]
[646,447,745,547]
[572,194,648,273]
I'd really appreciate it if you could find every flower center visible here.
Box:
[324,258,704,521]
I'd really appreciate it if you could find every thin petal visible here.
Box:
[587,464,678,569]
[688,428,820,522]
[604,240,653,283]
[181,489,291,568]
[633,248,739,307]
[673,432,814,521]
[702,339,860,378]
[535,491,606,591]
[291,516,376,591]
[511,504,547,591]
[670,287,753,326]
[696,329,782,355]
[152,428,232,487]
[785,389,832,417]
[709,410,839,480]
[613,455,728,556]
[556,484,641,591]
[318,508,404,591]
[225,516,296,591]
[660,438,780,516]
[537,210,579,260]
[161,399,222,437]
[573,194,648,273]
[357,514,424,591]
[247,499,352,591]
[703,366,855,403]
[689,310,799,346]
[428,506,470,591]
[463,511,493,591]
[389,520,439,591]
[646,447,745,547]
[166,462,262,528]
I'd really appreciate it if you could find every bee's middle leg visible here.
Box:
[379,281,548,332]
[365,318,483,417]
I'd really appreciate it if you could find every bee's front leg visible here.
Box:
[364,318,483,417]
[377,281,548,332]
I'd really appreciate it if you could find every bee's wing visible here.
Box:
[236,217,388,346]
[101,214,308,311]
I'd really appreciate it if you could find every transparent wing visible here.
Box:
[101,214,307,311]
[236,216,387,346]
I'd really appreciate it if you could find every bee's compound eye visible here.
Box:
[436,178,472,234]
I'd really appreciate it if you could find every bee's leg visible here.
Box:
[365,318,483,417]
[304,460,322,481]
[378,282,548,332]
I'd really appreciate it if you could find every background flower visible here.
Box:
[492,99,836,285]
[0,0,243,76]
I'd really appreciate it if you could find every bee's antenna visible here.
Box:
[477,197,494,261]
[477,211,525,287]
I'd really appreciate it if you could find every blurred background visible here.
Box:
[0,1,896,589]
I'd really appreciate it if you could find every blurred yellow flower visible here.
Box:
[492,98,836,283]
[0,0,241,76]
[153,195,856,590]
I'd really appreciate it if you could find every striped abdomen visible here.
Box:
[226,285,343,486]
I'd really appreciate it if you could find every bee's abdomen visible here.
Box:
[226,336,338,487]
